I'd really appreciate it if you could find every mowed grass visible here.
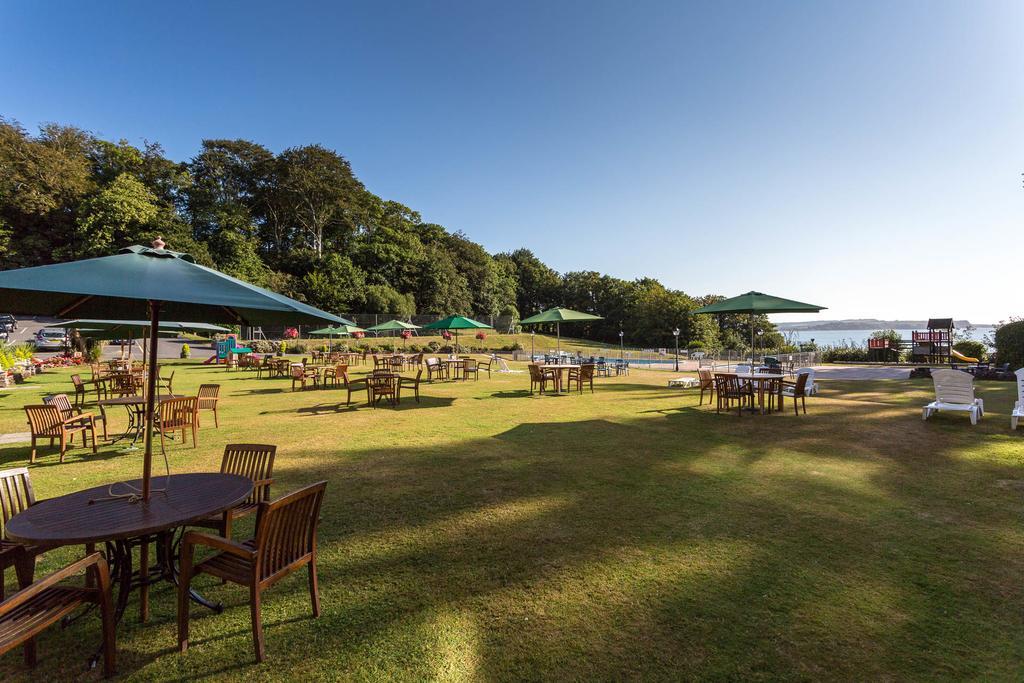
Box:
[0,361,1022,681]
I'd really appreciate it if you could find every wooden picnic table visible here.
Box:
[6,472,253,665]
[543,364,580,392]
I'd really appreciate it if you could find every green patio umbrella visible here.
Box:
[520,307,603,355]
[309,324,366,351]
[422,315,492,353]
[0,238,345,501]
[55,319,230,359]
[366,320,421,351]
[693,291,825,364]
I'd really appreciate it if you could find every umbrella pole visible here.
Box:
[557,322,560,356]
[142,300,162,502]
[750,313,755,366]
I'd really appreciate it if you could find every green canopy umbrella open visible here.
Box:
[0,238,345,501]
[366,320,421,350]
[422,315,492,353]
[309,324,366,351]
[520,307,603,355]
[55,319,230,359]
[693,291,825,364]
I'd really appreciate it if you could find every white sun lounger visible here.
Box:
[668,377,699,388]
[922,369,984,425]
[492,356,524,374]
[1012,368,1024,430]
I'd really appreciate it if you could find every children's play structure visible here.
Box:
[204,334,252,364]
[868,318,968,364]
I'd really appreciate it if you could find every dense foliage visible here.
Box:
[0,118,779,348]
[992,319,1023,369]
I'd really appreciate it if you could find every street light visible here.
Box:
[530,330,535,361]
[672,327,680,372]
[755,328,764,365]
[618,330,624,361]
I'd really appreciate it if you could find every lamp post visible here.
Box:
[673,327,680,372]
[619,330,624,361]
[755,328,764,365]
[530,330,535,361]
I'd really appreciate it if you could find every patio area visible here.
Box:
[0,361,1021,679]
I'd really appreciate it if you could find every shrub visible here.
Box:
[427,340,441,352]
[993,320,1024,369]
[953,340,987,362]
[180,343,191,359]
[821,343,870,363]
[287,342,305,354]
[279,341,287,355]
[248,339,277,354]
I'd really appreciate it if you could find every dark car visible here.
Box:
[0,315,15,333]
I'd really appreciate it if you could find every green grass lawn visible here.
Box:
[0,361,1022,680]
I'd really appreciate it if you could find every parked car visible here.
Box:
[0,314,15,333]
[34,328,68,351]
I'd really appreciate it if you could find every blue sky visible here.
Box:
[3,1,1021,322]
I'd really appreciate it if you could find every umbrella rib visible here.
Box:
[57,295,95,317]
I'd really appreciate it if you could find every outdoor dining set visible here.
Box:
[695,364,816,416]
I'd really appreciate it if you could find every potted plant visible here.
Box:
[180,343,191,359]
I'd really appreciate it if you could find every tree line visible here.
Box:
[0,118,784,350]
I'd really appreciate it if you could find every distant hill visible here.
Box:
[776,319,985,331]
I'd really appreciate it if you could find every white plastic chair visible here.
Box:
[923,369,984,425]
[795,367,818,395]
[1012,368,1024,430]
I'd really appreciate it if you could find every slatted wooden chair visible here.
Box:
[156,396,198,454]
[697,369,715,405]
[399,369,423,403]
[0,468,43,602]
[322,363,349,388]
[192,445,276,539]
[178,481,327,663]
[158,369,175,394]
[713,374,746,416]
[781,372,810,415]
[477,357,493,378]
[70,374,89,409]
[528,364,555,395]
[463,358,480,381]
[291,364,319,391]
[339,371,366,406]
[367,374,399,407]
[568,363,596,393]
[197,384,221,428]
[425,357,447,382]
[24,404,98,463]
[44,393,106,442]
[0,552,115,676]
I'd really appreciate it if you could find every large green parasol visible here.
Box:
[421,315,492,353]
[693,291,825,363]
[519,307,603,355]
[309,324,366,351]
[0,238,344,501]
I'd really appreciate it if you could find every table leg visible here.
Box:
[163,529,224,613]
[139,540,149,622]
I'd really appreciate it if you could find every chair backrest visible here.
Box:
[792,372,809,394]
[795,367,815,384]
[698,368,713,386]
[931,369,975,405]
[465,359,478,370]
[290,364,305,379]
[159,396,198,427]
[714,373,739,394]
[1015,368,1024,405]
[198,384,220,408]
[425,357,438,367]
[254,481,327,582]
[0,468,35,541]
[411,368,423,383]
[528,364,541,381]
[71,374,85,392]
[44,394,75,420]
[580,364,595,380]
[222,444,276,506]
[24,405,63,435]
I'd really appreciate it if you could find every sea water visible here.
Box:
[783,327,996,348]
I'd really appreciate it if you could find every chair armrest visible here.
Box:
[182,531,256,559]
[62,412,94,425]
[252,477,274,489]
[0,552,107,617]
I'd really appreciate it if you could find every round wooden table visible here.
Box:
[543,364,581,392]
[97,393,183,449]
[733,372,785,414]
[6,473,253,666]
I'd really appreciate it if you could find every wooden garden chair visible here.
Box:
[158,369,175,394]
[0,468,44,602]
[197,384,221,428]
[178,481,327,663]
[463,358,480,380]
[782,372,811,415]
[477,357,492,378]
[192,445,276,539]
[425,357,447,382]
[0,552,115,677]
[367,374,399,407]
[713,374,746,416]
[24,404,98,463]
[322,363,349,387]
[44,393,106,442]
[528,364,556,394]
[399,369,423,403]
[339,371,366,406]
[697,369,715,405]
[291,364,319,391]
[568,363,596,393]
[156,396,198,454]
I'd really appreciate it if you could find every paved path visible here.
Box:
[812,365,911,380]
[0,432,30,444]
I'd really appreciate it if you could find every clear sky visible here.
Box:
[3,1,1021,323]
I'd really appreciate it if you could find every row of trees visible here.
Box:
[0,118,781,350]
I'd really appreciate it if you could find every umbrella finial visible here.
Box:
[152,236,166,250]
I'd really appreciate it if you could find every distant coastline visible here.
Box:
[776,319,992,332]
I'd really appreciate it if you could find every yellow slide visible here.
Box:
[951,349,979,363]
